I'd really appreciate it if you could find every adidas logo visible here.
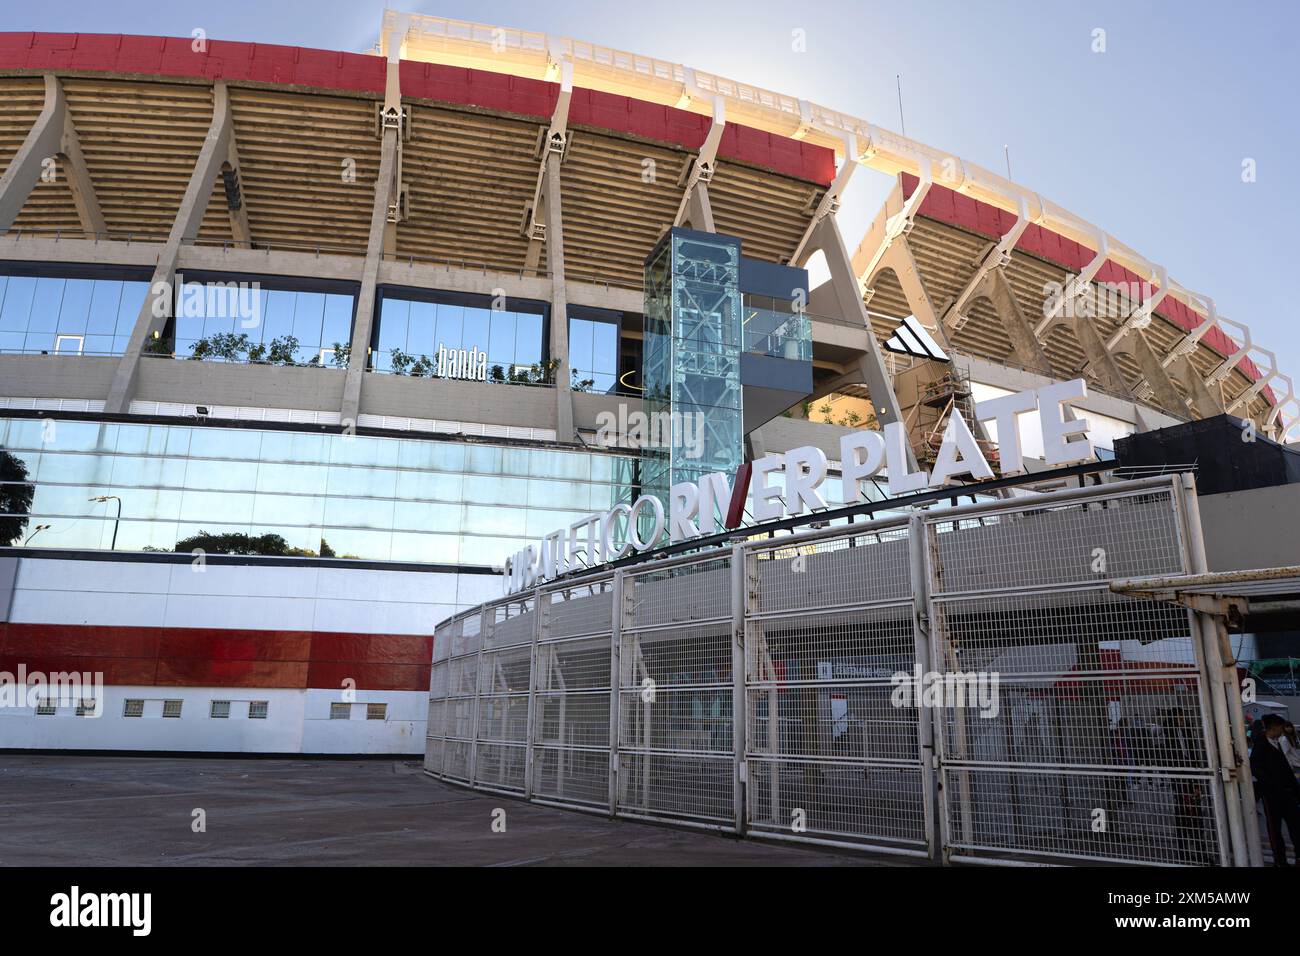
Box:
[884,315,949,362]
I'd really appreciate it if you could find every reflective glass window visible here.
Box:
[373,289,546,380]
[0,416,632,561]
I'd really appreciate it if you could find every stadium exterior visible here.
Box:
[0,6,1294,808]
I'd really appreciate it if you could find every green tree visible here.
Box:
[0,448,35,546]
[389,348,413,375]
[266,335,299,366]
[173,531,294,556]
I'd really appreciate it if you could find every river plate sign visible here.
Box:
[504,378,1096,594]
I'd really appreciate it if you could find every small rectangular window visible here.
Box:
[329,702,351,720]
[35,699,56,716]
[75,698,97,717]
[162,700,183,718]
[124,699,144,717]
[366,703,387,721]
[248,701,268,719]
[210,700,230,719]
[54,334,85,355]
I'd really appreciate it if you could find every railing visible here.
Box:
[0,348,123,358]
[140,350,344,370]
[743,307,811,362]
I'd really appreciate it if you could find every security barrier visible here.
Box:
[425,475,1251,865]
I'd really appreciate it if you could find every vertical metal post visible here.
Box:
[1213,613,1263,866]
[908,512,941,862]
[524,591,543,800]
[467,604,489,787]
[1176,473,1256,866]
[608,571,624,816]
[730,543,747,834]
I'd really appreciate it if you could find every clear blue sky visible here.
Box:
[6,0,1297,390]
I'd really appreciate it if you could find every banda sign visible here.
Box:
[504,378,1096,593]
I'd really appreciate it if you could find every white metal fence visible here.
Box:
[425,475,1252,865]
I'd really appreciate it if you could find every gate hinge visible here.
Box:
[738,760,748,783]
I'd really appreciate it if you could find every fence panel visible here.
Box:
[925,482,1228,865]
[471,596,534,793]
[532,577,615,809]
[425,611,463,777]
[616,554,736,828]
[742,522,930,853]
[443,609,483,784]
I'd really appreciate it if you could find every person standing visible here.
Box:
[1251,715,1300,866]
[1279,721,1300,774]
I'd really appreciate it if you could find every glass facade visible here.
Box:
[0,418,632,565]
[170,275,356,366]
[568,314,619,393]
[641,229,744,507]
[742,293,812,362]
[372,288,545,379]
[0,271,149,356]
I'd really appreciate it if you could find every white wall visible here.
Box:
[8,558,495,631]
[0,685,425,754]
[1,556,497,753]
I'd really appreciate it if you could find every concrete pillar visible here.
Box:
[878,238,952,352]
[223,134,252,248]
[680,181,715,233]
[104,83,233,413]
[1069,314,1129,395]
[799,215,908,428]
[1129,330,1191,418]
[339,47,406,424]
[0,75,101,235]
[544,151,574,442]
[340,127,399,424]
[1171,357,1225,419]
[978,269,1053,375]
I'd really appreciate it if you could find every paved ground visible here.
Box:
[0,755,904,866]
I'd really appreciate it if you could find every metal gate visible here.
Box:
[741,520,931,856]
[616,553,737,828]
[921,477,1229,865]
[424,475,1244,865]
[533,576,613,808]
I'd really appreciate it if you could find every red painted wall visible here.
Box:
[0,622,432,692]
[0,31,835,185]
